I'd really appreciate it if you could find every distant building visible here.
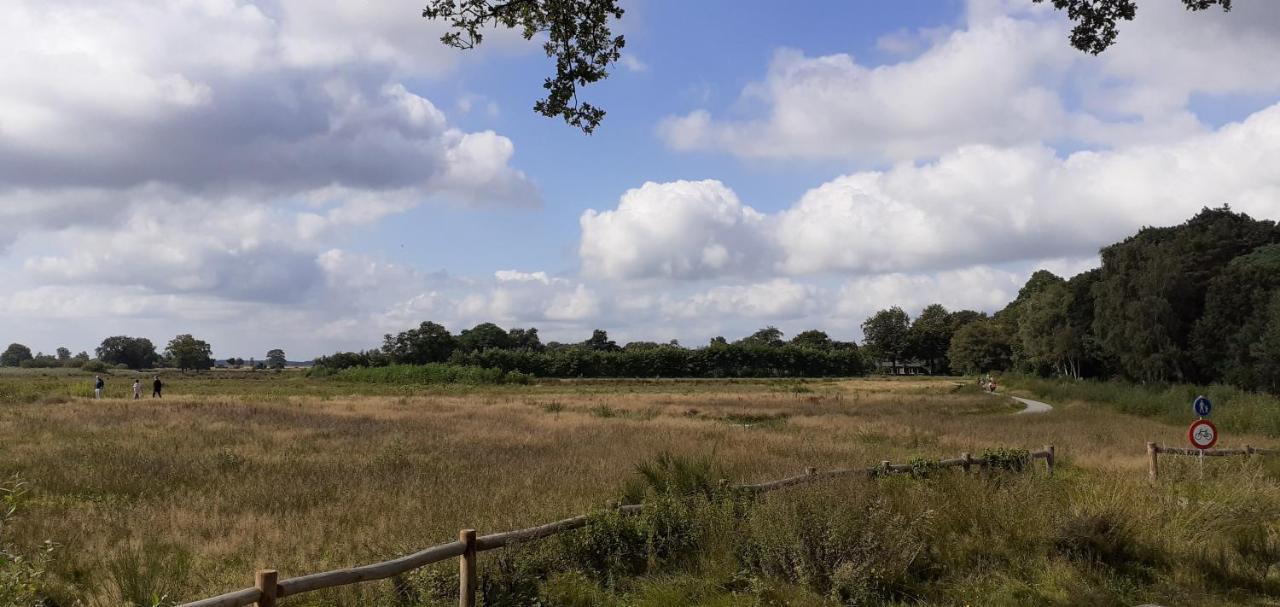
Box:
[876,360,929,375]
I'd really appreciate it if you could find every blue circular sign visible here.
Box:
[1193,395,1212,417]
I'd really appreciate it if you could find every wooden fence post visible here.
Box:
[1044,445,1055,477]
[960,452,971,473]
[1146,442,1159,481]
[459,529,476,607]
[255,569,278,607]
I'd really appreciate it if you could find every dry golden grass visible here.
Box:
[2,376,1279,605]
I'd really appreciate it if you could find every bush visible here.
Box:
[81,360,109,373]
[739,486,931,602]
[328,363,531,385]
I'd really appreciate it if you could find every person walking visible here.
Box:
[152,375,163,398]
[94,375,105,399]
[132,379,142,400]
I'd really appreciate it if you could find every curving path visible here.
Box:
[1010,395,1053,415]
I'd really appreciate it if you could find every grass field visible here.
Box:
[5,369,1280,606]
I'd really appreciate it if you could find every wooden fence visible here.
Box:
[177,446,1055,607]
[1146,442,1277,480]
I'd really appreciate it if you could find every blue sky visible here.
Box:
[371,1,973,277]
[3,0,1280,358]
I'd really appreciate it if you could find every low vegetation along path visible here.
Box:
[1011,395,1053,414]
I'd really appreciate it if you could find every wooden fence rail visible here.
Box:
[177,446,1054,607]
[1146,442,1277,480]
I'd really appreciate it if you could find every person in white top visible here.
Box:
[133,379,142,399]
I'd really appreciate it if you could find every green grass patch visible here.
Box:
[1006,375,1280,437]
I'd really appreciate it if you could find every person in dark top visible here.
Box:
[94,375,105,399]
[152,376,163,398]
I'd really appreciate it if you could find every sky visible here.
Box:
[4,0,1280,359]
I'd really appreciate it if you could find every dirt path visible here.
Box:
[1011,395,1053,414]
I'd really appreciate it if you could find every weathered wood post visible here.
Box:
[255,569,278,607]
[1044,445,1055,477]
[1146,442,1159,481]
[1246,444,1255,458]
[960,452,971,473]
[459,529,477,607]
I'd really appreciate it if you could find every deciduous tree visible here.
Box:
[166,335,214,371]
[862,307,911,374]
[0,343,33,367]
[383,322,457,364]
[95,336,160,370]
[266,349,287,370]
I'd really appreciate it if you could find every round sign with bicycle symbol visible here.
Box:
[1188,418,1218,450]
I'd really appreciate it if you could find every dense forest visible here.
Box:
[315,207,1280,391]
[946,206,1280,392]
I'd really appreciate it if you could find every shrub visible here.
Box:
[738,486,931,602]
[622,453,723,504]
[980,447,1031,473]
[82,359,109,373]
[328,363,531,385]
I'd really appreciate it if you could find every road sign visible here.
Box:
[1193,395,1212,417]
[1188,419,1218,450]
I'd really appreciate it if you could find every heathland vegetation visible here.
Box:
[5,376,1280,606]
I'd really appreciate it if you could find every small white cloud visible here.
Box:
[619,54,648,73]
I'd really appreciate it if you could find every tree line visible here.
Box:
[314,325,868,379]
[0,336,288,372]
[923,207,1280,394]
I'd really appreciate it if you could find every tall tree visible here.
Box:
[383,321,457,364]
[790,330,834,350]
[458,323,515,352]
[862,307,911,373]
[948,319,1014,375]
[507,327,544,351]
[908,304,953,374]
[1093,207,1279,382]
[739,326,785,348]
[166,335,214,371]
[1191,244,1280,389]
[265,349,287,370]
[55,347,71,362]
[0,343,33,367]
[582,329,619,352]
[96,336,160,370]
[1249,293,1280,395]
